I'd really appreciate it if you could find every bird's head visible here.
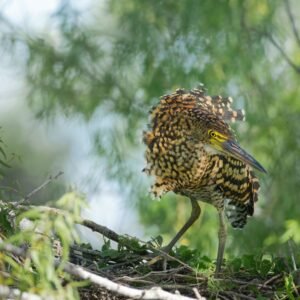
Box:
[207,128,266,173]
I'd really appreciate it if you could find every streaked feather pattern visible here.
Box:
[143,88,260,228]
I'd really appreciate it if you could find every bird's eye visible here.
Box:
[209,131,217,138]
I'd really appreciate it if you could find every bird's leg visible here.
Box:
[215,209,227,274]
[162,199,201,253]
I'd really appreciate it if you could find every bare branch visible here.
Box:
[262,274,282,287]
[284,0,300,48]
[18,171,64,204]
[81,219,120,244]
[0,242,28,258]
[267,34,300,74]
[220,291,256,300]
[193,288,203,300]
[0,285,43,300]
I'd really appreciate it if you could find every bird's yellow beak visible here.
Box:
[221,140,267,173]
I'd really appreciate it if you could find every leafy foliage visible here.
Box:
[0,192,86,299]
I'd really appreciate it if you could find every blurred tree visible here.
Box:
[1,0,300,257]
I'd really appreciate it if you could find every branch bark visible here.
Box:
[81,219,121,244]
[18,171,64,205]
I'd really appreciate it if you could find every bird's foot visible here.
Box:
[146,245,173,270]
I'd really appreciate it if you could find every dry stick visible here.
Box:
[219,278,274,291]
[129,237,197,273]
[115,267,187,283]
[262,273,282,287]
[192,288,203,300]
[219,291,256,300]
[18,171,64,204]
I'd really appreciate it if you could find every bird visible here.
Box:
[143,87,266,273]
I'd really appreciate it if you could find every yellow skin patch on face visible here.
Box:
[208,129,228,150]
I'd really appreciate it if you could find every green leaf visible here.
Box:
[228,257,242,272]
[0,208,14,235]
[0,146,7,159]
[0,159,10,168]
[242,254,256,272]
[284,275,296,300]
[258,259,272,277]
[273,257,287,273]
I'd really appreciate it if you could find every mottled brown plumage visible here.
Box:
[143,88,265,272]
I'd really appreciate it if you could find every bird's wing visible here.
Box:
[208,154,260,228]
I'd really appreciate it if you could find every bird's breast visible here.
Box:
[144,133,212,196]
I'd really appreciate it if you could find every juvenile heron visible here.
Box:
[143,88,266,272]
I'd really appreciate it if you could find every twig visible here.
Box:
[267,34,300,74]
[63,261,201,300]
[284,0,300,48]
[219,291,256,300]
[146,246,196,273]
[218,278,274,290]
[116,277,155,286]
[18,171,64,204]
[115,267,187,282]
[0,242,29,257]
[193,288,203,300]
[81,219,120,244]
[262,274,282,287]
[0,285,44,300]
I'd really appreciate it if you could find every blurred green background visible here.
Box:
[0,0,300,259]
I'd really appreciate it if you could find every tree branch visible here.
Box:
[0,242,29,257]
[81,219,120,244]
[18,171,64,204]
[267,34,300,74]
[284,0,300,48]
[5,201,138,250]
